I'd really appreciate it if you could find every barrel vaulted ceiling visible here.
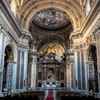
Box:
[11,0,95,51]
[18,0,86,30]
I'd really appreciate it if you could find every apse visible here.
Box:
[29,8,73,36]
[29,8,73,57]
[39,43,65,56]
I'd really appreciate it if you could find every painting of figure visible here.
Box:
[34,9,68,28]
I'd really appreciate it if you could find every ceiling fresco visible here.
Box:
[33,9,69,29]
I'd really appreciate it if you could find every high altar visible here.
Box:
[37,52,66,88]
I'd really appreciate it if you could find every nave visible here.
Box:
[0,0,100,99]
[0,93,100,100]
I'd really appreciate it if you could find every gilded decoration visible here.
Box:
[39,43,64,56]
[33,9,68,29]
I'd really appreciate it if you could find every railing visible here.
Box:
[3,87,100,98]
[32,87,68,91]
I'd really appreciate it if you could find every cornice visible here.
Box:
[21,30,33,41]
[0,0,22,37]
[81,0,100,35]
[17,42,29,50]
[0,16,19,42]
[70,29,82,40]
[0,0,33,43]
[30,20,73,36]
[94,22,100,36]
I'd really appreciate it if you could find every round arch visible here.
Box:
[38,43,65,56]
[36,36,66,52]
[88,45,97,61]
[2,45,14,91]
[19,0,85,31]
[88,45,99,92]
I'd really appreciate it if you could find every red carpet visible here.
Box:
[46,92,54,100]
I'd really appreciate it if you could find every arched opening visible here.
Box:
[38,83,41,87]
[28,7,73,90]
[38,43,65,56]
[88,45,99,92]
[2,45,14,91]
[61,83,64,87]
[36,42,66,88]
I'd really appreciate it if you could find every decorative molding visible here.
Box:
[70,29,82,41]
[21,30,33,41]
[0,0,21,36]
[36,36,65,51]
[30,19,73,36]
[94,23,100,36]
[17,43,29,50]
[86,33,96,47]
[81,0,100,35]
[73,42,89,51]
[0,16,19,42]
[0,16,8,32]
[19,0,85,30]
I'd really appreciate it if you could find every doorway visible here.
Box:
[88,45,99,92]
[2,45,14,91]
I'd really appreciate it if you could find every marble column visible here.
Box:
[79,50,82,91]
[65,53,68,89]
[23,51,28,90]
[0,28,5,92]
[80,49,86,91]
[0,32,4,69]
[66,53,71,90]
[77,48,87,92]
[70,63,74,90]
[43,65,46,80]
[74,51,78,91]
[84,49,89,94]
[30,50,37,89]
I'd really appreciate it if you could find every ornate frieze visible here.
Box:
[17,31,33,49]
[70,29,82,41]
[0,17,8,33]
[86,33,96,47]
[0,16,19,42]
[17,43,29,50]
[21,31,32,41]
[73,42,89,52]
[94,24,100,36]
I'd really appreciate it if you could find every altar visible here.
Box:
[42,81,60,89]
[37,53,66,88]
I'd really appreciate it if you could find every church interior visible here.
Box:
[0,0,100,100]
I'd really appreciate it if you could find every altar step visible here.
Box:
[45,90,56,100]
[46,92,54,100]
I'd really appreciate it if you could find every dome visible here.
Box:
[33,8,69,29]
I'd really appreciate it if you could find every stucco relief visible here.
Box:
[39,43,64,56]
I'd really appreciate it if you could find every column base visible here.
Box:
[0,91,3,97]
